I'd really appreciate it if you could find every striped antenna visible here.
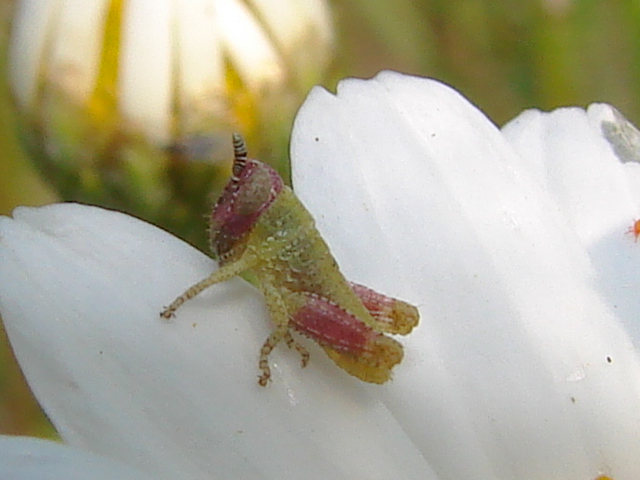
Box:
[232,133,248,179]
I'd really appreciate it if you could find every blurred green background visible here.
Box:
[2,0,640,438]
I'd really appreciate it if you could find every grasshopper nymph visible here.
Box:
[161,134,419,386]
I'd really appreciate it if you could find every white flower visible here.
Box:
[1,71,639,480]
[6,0,335,249]
[9,0,333,143]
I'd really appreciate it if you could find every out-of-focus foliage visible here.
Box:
[2,0,640,439]
[334,0,640,125]
[0,0,56,438]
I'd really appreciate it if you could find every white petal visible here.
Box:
[503,104,640,357]
[9,0,63,109]
[119,0,173,142]
[0,204,437,480]
[250,0,333,77]
[216,0,285,90]
[250,0,333,52]
[502,104,638,245]
[174,0,225,125]
[0,436,157,480]
[48,0,110,103]
[291,71,640,480]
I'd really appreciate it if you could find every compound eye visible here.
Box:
[236,166,274,217]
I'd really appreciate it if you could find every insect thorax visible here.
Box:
[244,188,376,324]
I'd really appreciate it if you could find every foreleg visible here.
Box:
[160,256,255,318]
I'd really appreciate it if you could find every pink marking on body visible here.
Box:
[210,160,284,258]
[350,282,396,327]
[291,294,379,354]
[211,161,283,231]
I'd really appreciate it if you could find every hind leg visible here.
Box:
[258,324,290,386]
[284,332,310,368]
